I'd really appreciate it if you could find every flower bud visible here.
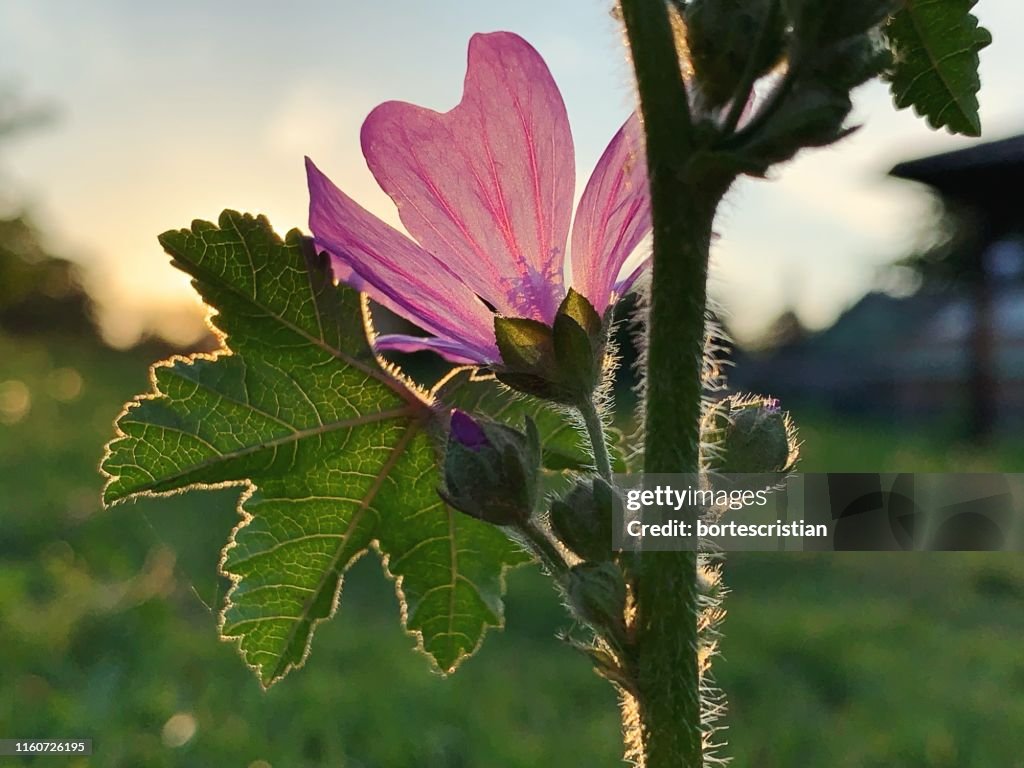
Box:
[566,561,627,644]
[685,0,786,109]
[783,0,897,48]
[440,409,541,526]
[703,395,795,475]
[550,477,614,562]
[493,289,607,405]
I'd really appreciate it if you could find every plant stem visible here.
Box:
[619,0,735,765]
[579,397,613,482]
[518,520,569,579]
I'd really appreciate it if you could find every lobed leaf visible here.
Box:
[101,210,529,687]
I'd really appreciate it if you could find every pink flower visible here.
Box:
[306,31,650,364]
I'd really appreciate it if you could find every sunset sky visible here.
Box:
[2,0,1021,348]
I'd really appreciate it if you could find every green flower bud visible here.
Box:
[493,289,607,405]
[685,0,786,109]
[783,0,897,49]
[703,394,795,475]
[725,1,895,174]
[440,410,541,526]
[567,561,627,644]
[550,477,614,562]
[811,32,892,90]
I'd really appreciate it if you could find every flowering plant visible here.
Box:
[102,2,989,765]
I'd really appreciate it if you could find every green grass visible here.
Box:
[2,331,1023,767]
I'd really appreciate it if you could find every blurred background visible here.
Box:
[2,1,1024,766]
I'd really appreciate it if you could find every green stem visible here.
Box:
[619,0,735,766]
[519,520,569,579]
[579,397,613,482]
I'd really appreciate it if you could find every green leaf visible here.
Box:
[884,0,991,137]
[101,210,527,687]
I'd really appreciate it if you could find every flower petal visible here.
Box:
[323,249,402,314]
[569,113,651,313]
[449,408,490,450]
[374,333,482,364]
[361,31,574,324]
[306,157,499,362]
[612,255,650,301]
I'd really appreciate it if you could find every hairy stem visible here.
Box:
[620,0,734,765]
[518,520,569,579]
[579,397,613,482]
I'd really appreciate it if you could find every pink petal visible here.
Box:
[374,334,481,364]
[361,31,575,324]
[306,157,499,362]
[612,255,650,301]
[570,113,651,314]
[324,251,403,315]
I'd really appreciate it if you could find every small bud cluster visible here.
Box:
[441,406,633,677]
[438,328,803,753]
[549,476,633,668]
[677,0,899,174]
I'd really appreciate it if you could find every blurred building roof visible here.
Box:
[733,287,1024,425]
[890,133,1024,222]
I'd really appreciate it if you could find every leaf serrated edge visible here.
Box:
[375,512,527,677]
[884,0,990,137]
[216,422,419,689]
[99,346,238,507]
[371,364,537,674]
[164,211,431,409]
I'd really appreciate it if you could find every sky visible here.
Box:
[1,0,1021,348]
